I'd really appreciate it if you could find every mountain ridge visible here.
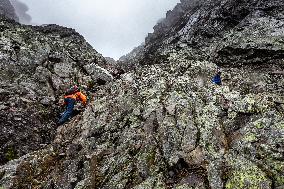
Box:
[1,0,284,188]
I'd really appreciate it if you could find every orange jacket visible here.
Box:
[64,91,87,105]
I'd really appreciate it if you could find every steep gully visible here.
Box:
[0,0,284,188]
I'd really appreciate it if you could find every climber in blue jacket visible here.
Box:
[212,71,222,85]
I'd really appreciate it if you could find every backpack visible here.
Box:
[65,86,79,95]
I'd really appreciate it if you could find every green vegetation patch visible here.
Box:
[5,147,17,161]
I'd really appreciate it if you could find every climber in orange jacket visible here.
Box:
[58,85,87,125]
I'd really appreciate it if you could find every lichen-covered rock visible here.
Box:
[2,47,284,188]
[1,0,284,188]
[225,156,272,189]
[0,18,111,165]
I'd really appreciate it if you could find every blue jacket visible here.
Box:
[212,74,221,85]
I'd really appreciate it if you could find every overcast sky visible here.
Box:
[15,0,180,59]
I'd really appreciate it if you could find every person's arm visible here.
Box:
[78,92,87,106]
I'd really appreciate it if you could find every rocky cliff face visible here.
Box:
[0,0,18,22]
[0,18,112,166]
[1,0,284,189]
[10,0,32,24]
[124,0,284,67]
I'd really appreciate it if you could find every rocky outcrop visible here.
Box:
[2,50,284,189]
[102,57,125,80]
[0,0,18,22]
[10,0,32,24]
[119,44,145,71]
[1,0,284,189]
[124,0,284,67]
[0,18,111,166]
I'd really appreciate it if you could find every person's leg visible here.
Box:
[58,98,76,125]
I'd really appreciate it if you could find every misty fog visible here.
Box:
[14,0,180,59]
[10,0,32,24]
